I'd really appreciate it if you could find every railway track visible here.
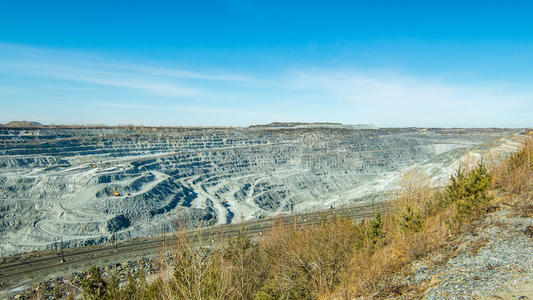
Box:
[0,202,385,291]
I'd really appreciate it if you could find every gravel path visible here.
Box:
[424,207,533,299]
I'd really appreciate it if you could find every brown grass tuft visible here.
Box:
[80,137,533,300]
[492,138,533,196]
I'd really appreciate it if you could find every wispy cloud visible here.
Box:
[95,101,269,117]
[279,70,532,126]
[0,85,16,92]
[0,43,531,127]
[286,70,525,104]
[0,43,254,98]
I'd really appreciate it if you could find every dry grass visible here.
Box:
[257,216,360,299]
[492,138,533,217]
[492,138,533,196]
[81,137,533,300]
[336,186,454,298]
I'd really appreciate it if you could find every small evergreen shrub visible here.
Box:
[397,202,424,233]
[446,161,493,223]
[77,140,532,299]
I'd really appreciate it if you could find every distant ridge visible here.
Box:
[249,122,377,129]
[0,121,377,130]
[0,122,125,129]
[2,121,45,128]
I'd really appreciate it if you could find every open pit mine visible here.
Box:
[0,123,522,256]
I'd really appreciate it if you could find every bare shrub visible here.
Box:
[258,216,360,299]
[79,138,533,299]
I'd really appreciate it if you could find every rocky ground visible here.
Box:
[387,199,533,299]
[8,256,161,299]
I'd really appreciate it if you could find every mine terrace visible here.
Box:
[0,123,521,256]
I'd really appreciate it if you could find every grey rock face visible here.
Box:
[0,126,520,256]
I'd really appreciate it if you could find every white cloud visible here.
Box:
[0,43,253,98]
[0,43,531,127]
[95,101,269,116]
[281,70,532,127]
[0,86,15,92]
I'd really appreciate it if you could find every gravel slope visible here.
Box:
[389,199,532,300]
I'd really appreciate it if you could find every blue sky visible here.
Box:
[0,1,532,127]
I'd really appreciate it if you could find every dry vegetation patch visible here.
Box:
[76,138,532,299]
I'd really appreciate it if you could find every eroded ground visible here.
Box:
[0,125,521,256]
